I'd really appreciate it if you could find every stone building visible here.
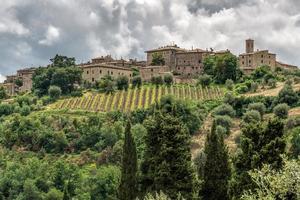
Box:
[175,49,211,77]
[140,65,171,81]
[16,68,35,93]
[275,61,298,71]
[81,63,133,84]
[145,44,185,69]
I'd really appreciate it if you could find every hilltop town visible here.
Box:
[1,39,297,96]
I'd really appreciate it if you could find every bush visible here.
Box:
[132,76,142,88]
[164,74,173,85]
[70,90,83,97]
[250,82,258,92]
[0,103,14,116]
[247,102,266,116]
[0,87,7,99]
[223,92,236,105]
[20,105,31,116]
[277,84,298,106]
[216,125,227,136]
[225,79,234,90]
[273,103,290,119]
[285,116,300,130]
[242,110,261,124]
[197,74,212,87]
[98,76,115,94]
[267,79,277,88]
[289,127,300,158]
[294,77,300,84]
[116,75,129,90]
[151,76,163,85]
[48,85,61,100]
[212,104,235,117]
[214,115,232,135]
[235,84,249,94]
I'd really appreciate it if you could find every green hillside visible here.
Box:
[49,84,225,112]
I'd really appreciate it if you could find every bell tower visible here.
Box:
[246,39,254,53]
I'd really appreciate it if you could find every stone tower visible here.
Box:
[246,39,254,53]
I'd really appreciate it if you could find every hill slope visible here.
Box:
[49,85,224,112]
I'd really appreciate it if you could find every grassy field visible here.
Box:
[49,84,225,112]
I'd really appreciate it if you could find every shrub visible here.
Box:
[70,90,83,97]
[151,76,163,85]
[98,76,115,94]
[285,116,300,130]
[235,84,249,94]
[225,79,234,90]
[223,92,236,105]
[289,127,300,158]
[0,87,7,99]
[132,76,142,88]
[242,110,261,124]
[294,77,300,84]
[273,103,290,119]
[212,104,235,118]
[216,125,227,136]
[277,84,298,106]
[0,103,14,116]
[247,102,266,116]
[20,105,31,116]
[116,75,129,90]
[267,79,277,88]
[214,115,232,135]
[250,82,258,92]
[164,74,173,85]
[197,74,212,87]
[48,85,61,100]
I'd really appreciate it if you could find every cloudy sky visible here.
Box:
[0,0,300,81]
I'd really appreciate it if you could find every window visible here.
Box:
[111,71,113,75]
[100,70,102,74]
[242,61,244,64]
[151,69,153,72]
[130,74,132,77]
[108,71,110,74]
[92,78,95,82]
[261,60,263,64]
[178,67,180,70]
[87,71,89,74]
[249,60,251,63]
[192,67,194,70]
[261,55,263,58]
[242,56,244,59]
[198,59,202,63]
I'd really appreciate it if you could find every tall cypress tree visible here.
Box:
[201,120,231,200]
[229,118,286,199]
[141,111,195,199]
[118,120,138,200]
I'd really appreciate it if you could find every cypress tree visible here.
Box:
[201,120,231,200]
[141,112,195,199]
[229,118,286,199]
[118,120,138,200]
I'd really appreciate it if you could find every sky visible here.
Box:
[0,0,300,82]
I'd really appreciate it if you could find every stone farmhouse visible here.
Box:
[239,39,297,74]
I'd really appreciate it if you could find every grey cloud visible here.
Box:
[0,0,299,77]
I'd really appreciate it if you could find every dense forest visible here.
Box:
[0,54,299,200]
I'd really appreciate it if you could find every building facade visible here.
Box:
[145,45,185,69]
[140,65,171,81]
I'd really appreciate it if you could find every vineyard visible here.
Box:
[50,85,224,112]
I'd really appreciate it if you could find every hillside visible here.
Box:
[49,84,224,112]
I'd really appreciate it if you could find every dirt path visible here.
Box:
[246,83,300,97]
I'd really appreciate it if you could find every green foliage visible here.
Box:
[143,192,171,200]
[132,76,142,88]
[141,112,195,199]
[250,82,258,93]
[20,105,31,116]
[15,78,23,87]
[98,75,115,94]
[163,74,173,85]
[267,78,276,88]
[48,85,62,100]
[289,127,300,158]
[119,121,138,200]
[242,110,261,124]
[273,103,289,119]
[214,115,232,135]
[230,118,286,199]
[0,103,14,116]
[241,159,300,200]
[225,79,234,90]
[32,59,82,96]
[116,75,129,90]
[214,53,239,84]
[151,53,165,66]
[201,121,231,200]
[0,86,7,99]
[277,84,299,106]
[251,65,272,80]
[132,123,147,160]
[212,104,235,118]
[50,54,76,68]
[151,76,164,85]
[203,55,215,76]
[197,74,212,87]
[247,102,266,116]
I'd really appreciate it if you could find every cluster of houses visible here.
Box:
[1,39,298,96]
